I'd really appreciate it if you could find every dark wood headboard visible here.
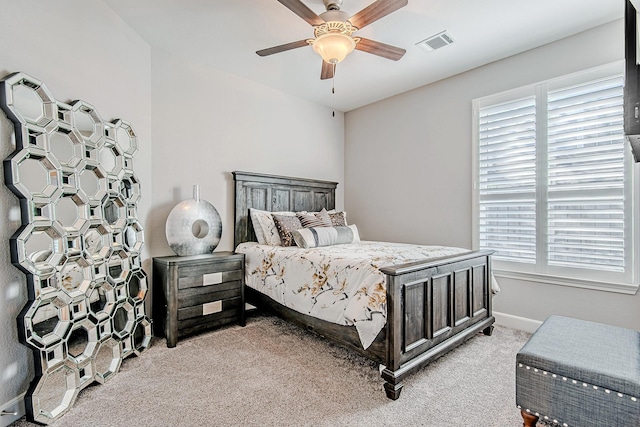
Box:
[232,171,338,248]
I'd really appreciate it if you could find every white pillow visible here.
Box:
[249,209,300,246]
[249,209,267,244]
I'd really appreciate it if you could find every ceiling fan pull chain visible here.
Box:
[332,63,336,117]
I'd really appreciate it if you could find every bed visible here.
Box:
[233,171,495,400]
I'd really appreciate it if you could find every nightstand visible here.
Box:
[152,252,245,347]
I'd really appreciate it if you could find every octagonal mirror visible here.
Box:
[70,101,103,145]
[119,173,141,204]
[66,319,98,365]
[7,149,62,201]
[98,144,123,179]
[132,317,152,356]
[57,256,92,295]
[55,194,89,234]
[1,73,55,128]
[87,280,115,323]
[123,221,144,254]
[78,164,107,203]
[83,222,111,261]
[93,337,122,384]
[106,250,129,286]
[13,83,47,123]
[112,301,135,339]
[66,327,88,360]
[47,126,84,169]
[103,195,126,231]
[23,295,72,349]
[112,119,138,157]
[16,222,66,276]
[126,269,147,303]
[30,365,78,424]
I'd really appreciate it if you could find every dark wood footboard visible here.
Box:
[380,250,494,399]
[244,249,494,400]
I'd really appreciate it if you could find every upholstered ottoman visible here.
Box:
[516,315,640,427]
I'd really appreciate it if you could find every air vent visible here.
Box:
[416,31,454,52]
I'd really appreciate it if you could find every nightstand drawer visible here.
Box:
[177,296,242,321]
[177,267,242,290]
[177,281,242,308]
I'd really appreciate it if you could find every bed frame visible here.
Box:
[232,171,495,400]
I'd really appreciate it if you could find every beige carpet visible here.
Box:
[12,314,531,427]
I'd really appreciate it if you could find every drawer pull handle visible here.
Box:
[203,301,222,315]
[202,272,222,285]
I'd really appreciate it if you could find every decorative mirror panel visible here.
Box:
[1,72,150,425]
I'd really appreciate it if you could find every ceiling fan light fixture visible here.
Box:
[310,20,357,64]
[312,32,356,64]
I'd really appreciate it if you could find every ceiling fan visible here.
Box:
[257,0,408,80]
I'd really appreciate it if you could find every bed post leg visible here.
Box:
[381,368,403,400]
[483,325,494,336]
[384,380,403,400]
[521,410,538,427]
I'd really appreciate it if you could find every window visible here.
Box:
[472,62,638,292]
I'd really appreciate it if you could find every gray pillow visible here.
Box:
[272,214,303,246]
[292,225,360,249]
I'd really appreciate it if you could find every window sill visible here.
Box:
[493,269,639,295]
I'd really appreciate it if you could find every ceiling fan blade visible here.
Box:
[278,0,324,26]
[321,61,335,80]
[348,0,408,30]
[355,37,406,61]
[256,39,310,57]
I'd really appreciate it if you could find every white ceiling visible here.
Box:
[103,0,622,112]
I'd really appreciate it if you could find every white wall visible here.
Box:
[147,48,345,257]
[345,19,640,331]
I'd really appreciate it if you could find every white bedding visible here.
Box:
[236,241,471,349]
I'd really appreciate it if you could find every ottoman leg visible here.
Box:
[521,410,539,427]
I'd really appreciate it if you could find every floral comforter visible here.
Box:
[235,241,470,349]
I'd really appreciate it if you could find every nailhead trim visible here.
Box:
[517,363,640,427]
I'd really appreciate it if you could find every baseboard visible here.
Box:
[493,311,542,334]
[0,393,25,427]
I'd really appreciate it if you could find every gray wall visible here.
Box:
[345,19,640,332]
[147,48,345,258]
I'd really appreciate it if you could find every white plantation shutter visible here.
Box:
[474,64,635,288]
[478,97,537,263]
[547,76,626,273]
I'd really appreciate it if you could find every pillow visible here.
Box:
[250,209,299,246]
[292,224,360,249]
[249,208,267,244]
[272,214,303,246]
[329,211,347,227]
[297,208,332,228]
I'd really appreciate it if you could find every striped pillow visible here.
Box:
[292,225,360,249]
[297,209,332,228]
